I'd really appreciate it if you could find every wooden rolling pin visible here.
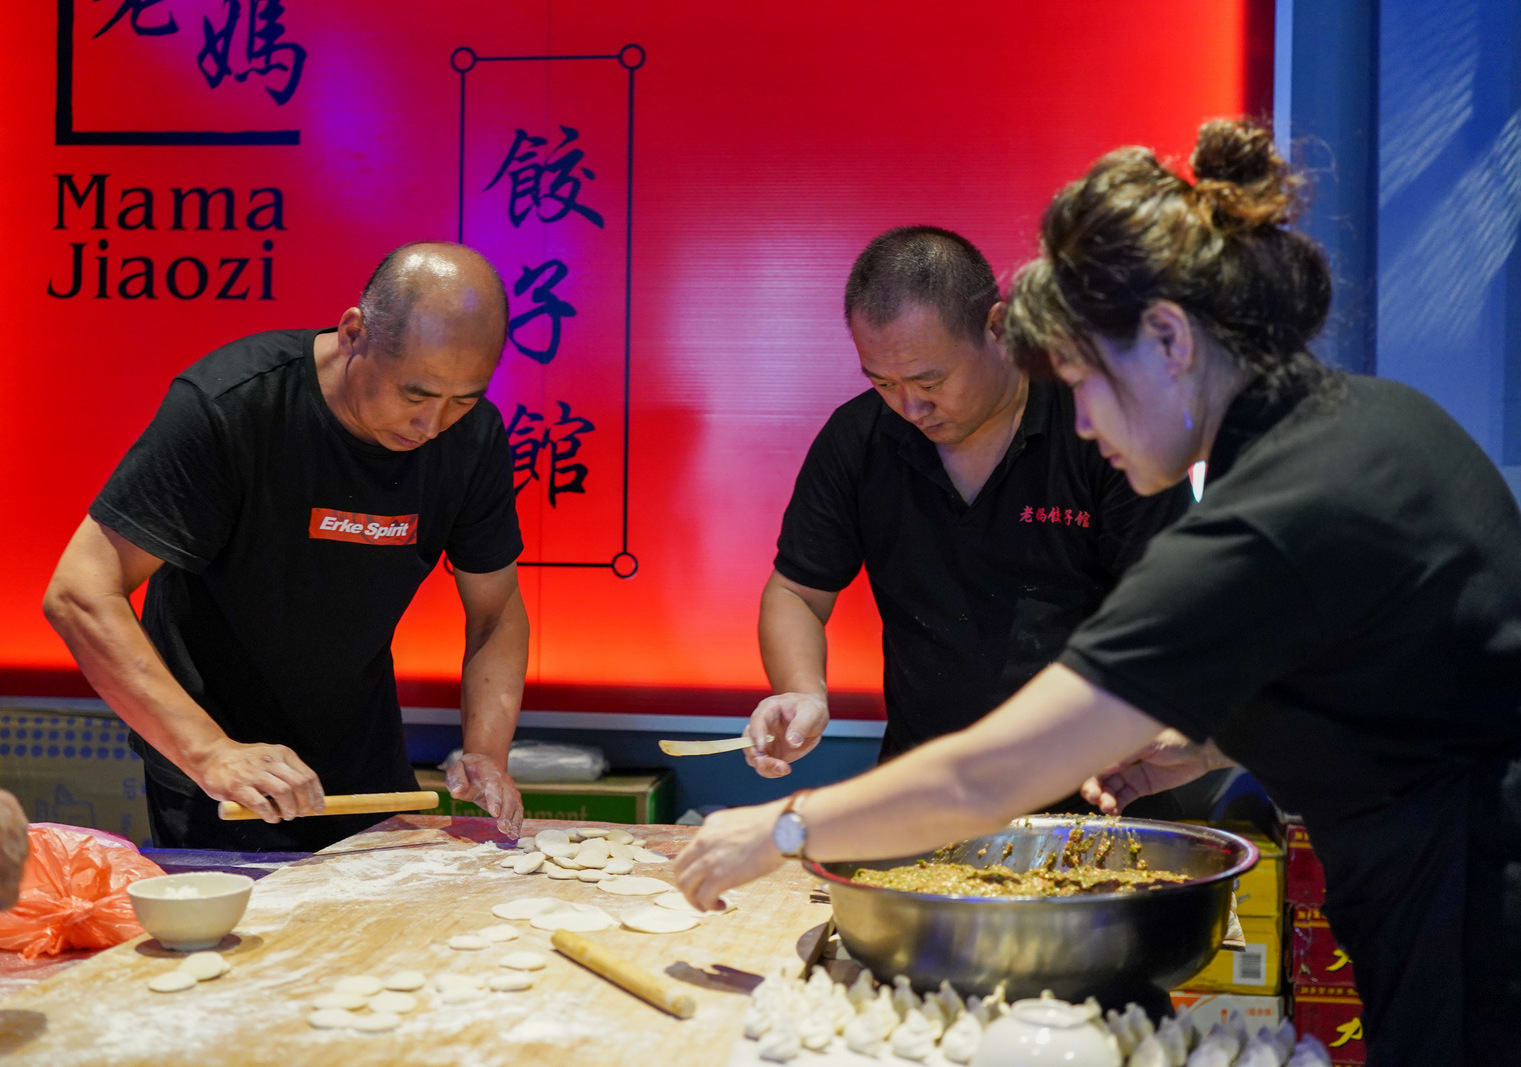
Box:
[551,928,696,1019]
[216,790,438,821]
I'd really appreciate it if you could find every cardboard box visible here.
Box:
[415,768,674,825]
[1292,984,1365,1064]
[1169,991,1283,1031]
[0,709,152,846]
[1176,913,1282,994]
[1285,822,1326,906]
[1290,905,1357,988]
[1183,821,1284,917]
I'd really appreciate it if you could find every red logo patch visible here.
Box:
[308,509,418,545]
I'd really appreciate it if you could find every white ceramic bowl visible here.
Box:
[971,994,1123,1067]
[127,872,254,951]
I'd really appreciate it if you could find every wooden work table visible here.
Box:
[0,817,832,1066]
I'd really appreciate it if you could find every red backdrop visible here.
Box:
[1,1,1270,716]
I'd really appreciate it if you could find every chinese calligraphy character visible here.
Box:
[1019,506,1034,523]
[198,0,307,106]
[483,126,605,229]
[1064,509,1073,525]
[508,260,577,365]
[1035,508,1046,523]
[1075,511,1091,527]
[505,401,596,506]
[94,0,177,38]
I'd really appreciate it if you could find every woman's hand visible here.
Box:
[1080,729,1234,814]
[674,798,791,911]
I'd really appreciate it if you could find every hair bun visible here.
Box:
[1189,119,1298,229]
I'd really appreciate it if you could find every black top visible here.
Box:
[775,382,1191,756]
[92,328,523,797]
[1060,375,1521,1061]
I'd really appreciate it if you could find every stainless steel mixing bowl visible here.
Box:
[804,815,1258,1000]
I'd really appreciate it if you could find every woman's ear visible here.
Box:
[1139,301,1196,377]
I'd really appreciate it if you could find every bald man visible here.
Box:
[45,243,530,851]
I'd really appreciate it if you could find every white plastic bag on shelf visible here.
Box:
[440,741,608,784]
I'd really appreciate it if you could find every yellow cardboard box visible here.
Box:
[1183,821,1284,918]
[1176,912,1282,995]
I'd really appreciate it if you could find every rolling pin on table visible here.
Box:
[216,790,439,821]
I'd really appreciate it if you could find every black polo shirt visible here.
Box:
[1058,376,1521,1061]
[775,382,1191,757]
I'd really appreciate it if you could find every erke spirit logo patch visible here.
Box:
[308,509,418,545]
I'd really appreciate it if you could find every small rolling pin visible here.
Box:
[216,790,438,821]
[551,928,696,1019]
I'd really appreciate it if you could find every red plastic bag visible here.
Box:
[0,824,166,958]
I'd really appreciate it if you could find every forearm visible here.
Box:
[459,593,529,767]
[800,665,1164,862]
[43,584,228,783]
[758,580,829,697]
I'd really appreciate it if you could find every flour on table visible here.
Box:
[146,971,197,993]
[620,904,698,934]
[440,987,486,1004]
[432,973,480,992]
[596,875,671,896]
[501,950,549,971]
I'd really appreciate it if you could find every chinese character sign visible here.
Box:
[458,45,640,574]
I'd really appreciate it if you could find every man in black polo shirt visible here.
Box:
[744,227,1191,791]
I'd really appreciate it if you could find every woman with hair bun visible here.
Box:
[677,120,1519,1063]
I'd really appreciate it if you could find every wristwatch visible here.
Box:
[772,789,814,858]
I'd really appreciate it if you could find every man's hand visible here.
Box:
[445,753,524,838]
[1080,729,1234,814]
[744,693,829,778]
[0,790,28,910]
[674,799,789,912]
[193,739,325,823]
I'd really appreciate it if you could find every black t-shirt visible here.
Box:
[91,328,523,796]
[1060,376,1521,1059]
[775,382,1191,755]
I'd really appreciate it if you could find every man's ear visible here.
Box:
[1139,301,1196,377]
[985,300,1009,342]
[336,306,366,357]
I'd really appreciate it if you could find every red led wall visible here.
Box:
[1,2,1270,716]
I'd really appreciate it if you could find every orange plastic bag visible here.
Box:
[0,824,165,958]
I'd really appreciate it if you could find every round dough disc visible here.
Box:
[492,897,558,921]
[597,875,672,896]
[607,842,634,862]
[368,991,418,1014]
[334,975,384,997]
[516,835,536,851]
[603,858,635,875]
[351,1011,402,1032]
[489,972,536,992]
[501,950,550,971]
[546,864,579,880]
[432,973,479,992]
[621,904,700,934]
[604,828,634,844]
[312,991,368,1011]
[383,970,427,992]
[535,829,570,846]
[631,847,669,864]
[147,970,197,993]
[655,890,738,914]
[440,987,486,1004]
[529,900,618,932]
[448,934,490,951]
[507,852,545,875]
[177,951,230,981]
[478,923,520,943]
[577,868,607,883]
[573,826,611,839]
[308,1008,356,1030]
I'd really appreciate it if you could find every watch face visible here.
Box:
[773,812,807,856]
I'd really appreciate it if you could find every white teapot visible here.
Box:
[971,991,1123,1067]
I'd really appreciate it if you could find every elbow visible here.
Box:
[41,577,90,638]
